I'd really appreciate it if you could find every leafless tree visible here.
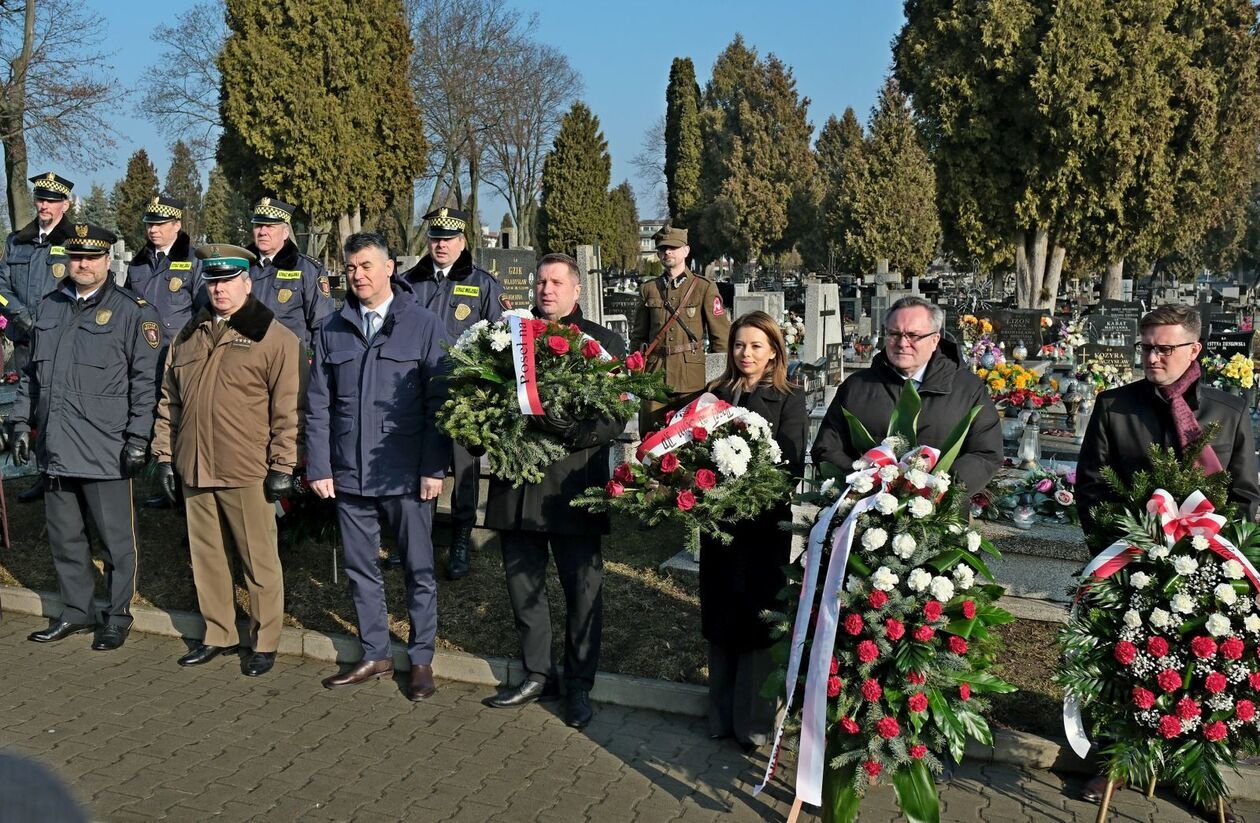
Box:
[136,1,227,162]
[409,0,528,248]
[482,45,581,249]
[632,114,668,219]
[0,0,125,228]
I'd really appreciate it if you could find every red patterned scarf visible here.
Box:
[1155,360,1223,474]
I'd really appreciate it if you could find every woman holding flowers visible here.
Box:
[696,311,807,750]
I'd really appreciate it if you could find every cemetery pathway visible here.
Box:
[1,611,1257,822]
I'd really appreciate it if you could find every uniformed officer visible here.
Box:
[245,197,334,353]
[151,244,300,677]
[630,226,730,433]
[8,223,161,651]
[125,195,207,510]
[307,232,449,700]
[0,172,75,504]
[400,207,504,580]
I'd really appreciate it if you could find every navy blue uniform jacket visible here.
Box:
[305,281,450,496]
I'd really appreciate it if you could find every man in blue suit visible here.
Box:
[305,232,450,700]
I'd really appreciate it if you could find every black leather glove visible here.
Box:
[0,421,8,453]
[122,442,148,477]
[10,431,30,465]
[532,409,576,439]
[263,469,294,503]
[10,312,32,335]
[156,462,178,504]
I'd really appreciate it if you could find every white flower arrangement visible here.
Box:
[712,436,751,478]
[908,497,934,519]
[1206,613,1233,637]
[892,533,917,559]
[1131,571,1152,589]
[965,530,981,553]
[929,576,956,602]
[1215,583,1239,606]
[862,527,889,551]
[1173,556,1200,576]
[1123,610,1143,629]
[874,492,899,515]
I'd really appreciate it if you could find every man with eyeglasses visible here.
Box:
[1075,305,1260,544]
[812,295,1002,497]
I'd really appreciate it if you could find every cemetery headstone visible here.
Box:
[475,247,535,310]
[1203,330,1254,358]
[1087,344,1137,375]
[1084,314,1138,347]
[992,308,1050,349]
[803,280,842,364]
[603,291,640,320]
[579,269,604,326]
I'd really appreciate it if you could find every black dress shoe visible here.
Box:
[142,493,172,510]
[91,624,129,651]
[28,619,94,643]
[447,526,471,580]
[565,690,593,728]
[243,651,276,677]
[178,643,239,666]
[482,679,559,708]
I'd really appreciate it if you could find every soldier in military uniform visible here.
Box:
[0,172,75,503]
[245,197,334,353]
[630,226,730,433]
[400,207,504,580]
[8,223,161,651]
[125,195,207,509]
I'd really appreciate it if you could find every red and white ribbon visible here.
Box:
[635,392,747,464]
[1063,488,1260,758]
[756,444,929,804]
[507,314,544,416]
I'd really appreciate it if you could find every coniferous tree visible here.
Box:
[692,36,815,268]
[164,140,203,241]
[200,165,252,245]
[606,181,640,271]
[218,0,427,249]
[664,57,702,225]
[78,183,116,232]
[114,149,160,251]
[538,102,612,256]
[840,79,940,276]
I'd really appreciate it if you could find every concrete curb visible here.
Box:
[5,582,1258,800]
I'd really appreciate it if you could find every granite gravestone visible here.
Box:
[1204,330,1254,358]
[993,309,1050,349]
[1084,314,1138,347]
[475,248,535,310]
[603,291,640,320]
[1087,344,1137,375]
[803,280,842,363]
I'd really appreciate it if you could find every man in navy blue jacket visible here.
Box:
[306,232,450,700]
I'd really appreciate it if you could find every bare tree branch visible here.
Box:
[632,114,668,218]
[136,1,226,161]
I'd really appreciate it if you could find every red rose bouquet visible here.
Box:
[573,392,792,552]
[759,383,1015,823]
[1058,476,1260,815]
[437,311,664,486]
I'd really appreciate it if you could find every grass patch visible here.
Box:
[0,475,1064,738]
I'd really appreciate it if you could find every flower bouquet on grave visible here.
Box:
[1201,353,1255,393]
[758,382,1016,823]
[1075,358,1124,395]
[437,310,666,487]
[571,392,793,554]
[1056,440,1260,821]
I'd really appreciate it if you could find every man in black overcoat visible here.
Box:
[480,253,625,729]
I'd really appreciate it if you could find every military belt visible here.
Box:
[665,342,698,355]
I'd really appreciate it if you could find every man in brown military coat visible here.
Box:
[630,227,730,433]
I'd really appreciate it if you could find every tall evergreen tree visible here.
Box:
[200,164,252,244]
[693,36,815,267]
[606,181,641,271]
[538,102,613,256]
[801,108,865,272]
[78,183,116,232]
[840,78,940,276]
[164,140,204,241]
[664,57,702,225]
[115,149,160,250]
[218,0,427,249]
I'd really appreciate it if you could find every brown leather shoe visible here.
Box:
[322,658,394,689]
[408,664,437,700]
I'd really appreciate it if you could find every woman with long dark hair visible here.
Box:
[699,310,807,750]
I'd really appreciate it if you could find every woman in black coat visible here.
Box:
[698,310,807,750]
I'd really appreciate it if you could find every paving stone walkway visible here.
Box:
[1,612,1256,822]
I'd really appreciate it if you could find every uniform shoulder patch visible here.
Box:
[318,275,330,297]
[48,245,65,257]
[498,294,512,311]
[712,296,724,317]
[115,286,148,307]
[275,269,303,280]
[452,284,480,297]
[168,261,192,271]
[142,321,160,349]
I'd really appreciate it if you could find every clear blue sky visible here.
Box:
[56,0,905,224]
